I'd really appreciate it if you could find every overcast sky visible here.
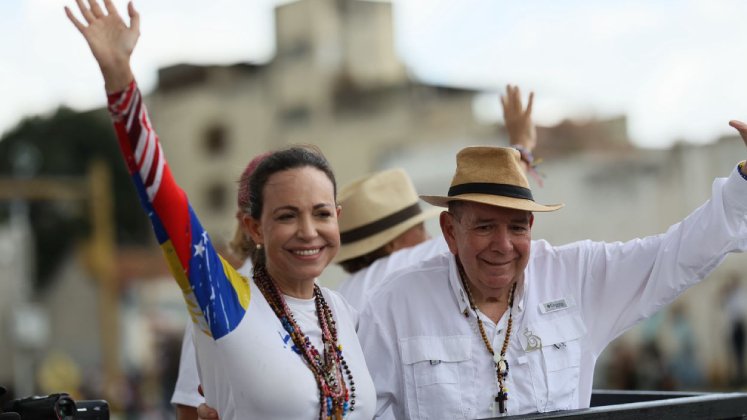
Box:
[3,0,747,148]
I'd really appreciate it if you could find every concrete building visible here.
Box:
[147,0,501,245]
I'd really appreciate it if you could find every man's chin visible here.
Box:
[481,275,515,289]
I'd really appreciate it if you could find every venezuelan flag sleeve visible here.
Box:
[107,81,250,340]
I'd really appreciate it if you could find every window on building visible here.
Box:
[205,182,228,212]
[280,106,311,126]
[283,39,311,59]
[203,124,228,156]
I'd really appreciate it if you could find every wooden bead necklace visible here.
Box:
[254,263,355,419]
[456,260,517,416]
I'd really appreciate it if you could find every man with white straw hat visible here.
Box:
[358,121,747,419]
[336,168,440,266]
[335,168,443,310]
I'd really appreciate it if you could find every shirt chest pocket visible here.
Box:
[400,335,471,420]
[518,314,586,412]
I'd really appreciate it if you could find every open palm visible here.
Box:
[65,0,139,91]
[501,85,536,150]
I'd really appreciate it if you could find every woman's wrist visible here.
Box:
[100,59,135,94]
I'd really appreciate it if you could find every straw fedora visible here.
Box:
[335,168,441,263]
[420,146,564,212]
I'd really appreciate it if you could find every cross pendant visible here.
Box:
[495,394,507,415]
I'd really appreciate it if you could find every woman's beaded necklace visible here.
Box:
[456,260,517,416]
[254,263,355,419]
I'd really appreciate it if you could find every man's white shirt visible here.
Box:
[358,166,747,419]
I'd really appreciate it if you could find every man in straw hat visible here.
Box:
[357,121,747,418]
[334,85,537,312]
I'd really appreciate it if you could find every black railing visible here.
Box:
[481,390,747,419]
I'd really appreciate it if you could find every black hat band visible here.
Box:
[448,182,534,201]
[340,203,423,244]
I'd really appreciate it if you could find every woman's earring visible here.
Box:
[256,243,263,250]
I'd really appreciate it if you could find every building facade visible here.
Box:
[147,0,500,245]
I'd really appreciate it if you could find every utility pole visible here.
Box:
[0,160,119,408]
[85,160,121,409]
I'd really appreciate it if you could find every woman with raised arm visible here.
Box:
[64,1,375,419]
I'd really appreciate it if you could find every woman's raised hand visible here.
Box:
[65,0,140,93]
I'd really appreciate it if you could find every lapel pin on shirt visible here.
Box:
[523,327,542,352]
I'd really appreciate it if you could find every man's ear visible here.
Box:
[439,211,459,256]
[529,213,534,228]
[336,204,342,219]
[242,213,263,245]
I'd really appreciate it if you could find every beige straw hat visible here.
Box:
[420,146,564,212]
[335,168,441,263]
